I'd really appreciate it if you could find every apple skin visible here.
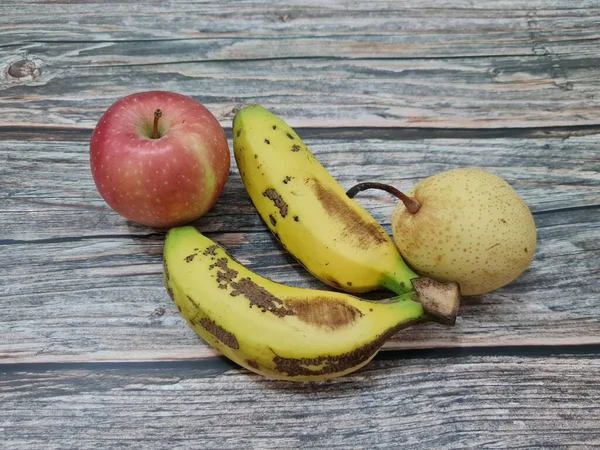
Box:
[90,91,230,228]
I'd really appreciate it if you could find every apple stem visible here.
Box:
[153,109,162,139]
[346,182,421,214]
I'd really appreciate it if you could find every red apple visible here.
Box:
[90,91,230,228]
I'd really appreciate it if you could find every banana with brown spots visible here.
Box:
[164,226,459,382]
[233,106,462,303]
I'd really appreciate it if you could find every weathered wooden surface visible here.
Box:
[4,0,599,58]
[1,1,600,128]
[1,54,598,129]
[1,352,599,449]
[1,0,600,447]
[2,133,599,239]
[1,134,598,363]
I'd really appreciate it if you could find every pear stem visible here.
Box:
[346,182,421,214]
[152,109,162,139]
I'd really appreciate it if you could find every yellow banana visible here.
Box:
[233,105,420,294]
[164,226,459,382]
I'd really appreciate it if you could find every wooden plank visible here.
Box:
[1,207,598,364]
[1,352,599,449]
[1,134,598,240]
[1,0,599,45]
[1,53,598,129]
[1,1,599,128]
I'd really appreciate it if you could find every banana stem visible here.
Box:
[411,278,461,325]
[383,278,460,325]
[380,271,419,295]
[346,182,421,214]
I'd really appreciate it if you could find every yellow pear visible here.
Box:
[348,168,537,295]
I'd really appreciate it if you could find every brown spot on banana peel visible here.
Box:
[185,253,196,263]
[327,277,342,289]
[309,179,388,250]
[272,322,416,377]
[230,277,292,317]
[411,277,461,325]
[209,258,239,287]
[198,318,240,350]
[291,144,301,152]
[269,214,277,226]
[246,359,260,369]
[263,188,288,217]
[207,255,374,326]
[203,245,218,256]
[285,297,363,329]
[209,257,292,317]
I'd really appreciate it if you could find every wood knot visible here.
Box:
[8,59,39,79]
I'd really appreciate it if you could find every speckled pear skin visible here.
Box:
[391,168,537,296]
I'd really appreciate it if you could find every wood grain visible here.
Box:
[1,217,598,363]
[1,1,599,128]
[1,54,598,129]
[1,352,599,449]
[1,134,598,363]
[2,134,599,240]
[2,0,599,45]
[2,0,599,445]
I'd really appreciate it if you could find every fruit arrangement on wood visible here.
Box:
[90,92,536,381]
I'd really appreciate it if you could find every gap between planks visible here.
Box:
[2,340,600,366]
[2,124,600,139]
